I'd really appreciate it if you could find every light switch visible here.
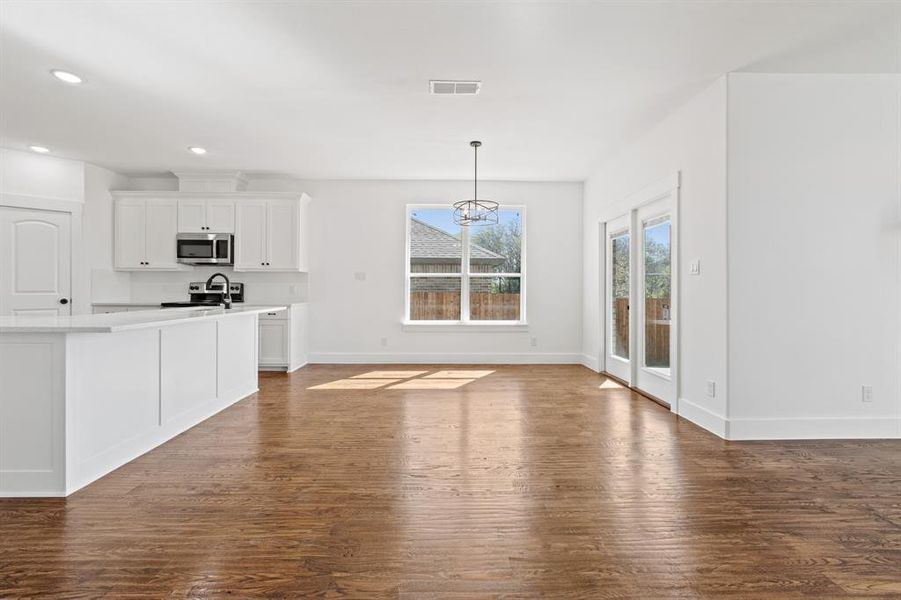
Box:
[689,259,701,276]
[354,272,367,281]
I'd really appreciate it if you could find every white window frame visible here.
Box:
[403,204,527,330]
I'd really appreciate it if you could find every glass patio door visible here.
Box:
[605,214,632,384]
[634,198,674,405]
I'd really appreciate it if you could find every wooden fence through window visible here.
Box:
[613,297,671,368]
[410,292,520,321]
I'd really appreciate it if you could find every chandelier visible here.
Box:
[453,141,499,226]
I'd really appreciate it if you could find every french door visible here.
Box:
[604,191,676,407]
[605,214,631,383]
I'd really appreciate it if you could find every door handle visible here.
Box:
[59,298,69,305]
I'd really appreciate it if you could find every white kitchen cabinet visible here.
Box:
[114,196,182,270]
[234,196,309,272]
[234,201,268,269]
[206,200,236,232]
[257,304,308,372]
[115,198,147,269]
[177,198,235,233]
[258,314,288,367]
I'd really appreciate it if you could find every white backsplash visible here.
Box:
[128,267,308,304]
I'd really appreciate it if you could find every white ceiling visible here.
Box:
[1,1,899,181]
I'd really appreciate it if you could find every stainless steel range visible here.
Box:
[160,281,245,309]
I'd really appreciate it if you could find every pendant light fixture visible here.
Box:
[453,141,499,226]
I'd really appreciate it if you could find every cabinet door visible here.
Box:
[266,199,299,270]
[115,198,147,269]
[145,199,179,269]
[206,200,235,233]
[258,321,288,366]
[177,199,206,233]
[234,201,268,270]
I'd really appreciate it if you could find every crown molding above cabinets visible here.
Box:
[172,171,248,193]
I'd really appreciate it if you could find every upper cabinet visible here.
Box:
[177,198,235,233]
[113,191,310,273]
[234,196,309,272]
[114,196,181,270]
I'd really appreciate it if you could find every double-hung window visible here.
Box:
[405,205,525,324]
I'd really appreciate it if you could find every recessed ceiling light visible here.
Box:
[50,69,83,84]
[188,146,207,155]
[29,145,50,153]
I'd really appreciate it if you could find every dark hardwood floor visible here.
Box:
[2,364,900,598]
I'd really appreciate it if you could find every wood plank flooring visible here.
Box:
[2,364,900,598]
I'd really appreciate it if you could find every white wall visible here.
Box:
[726,73,901,439]
[122,176,583,362]
[582,77,729,434]
[0,148,85,202]
[83,163,131,308]
[246,178,584,363]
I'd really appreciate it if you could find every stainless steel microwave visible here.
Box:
[176,233,234,265]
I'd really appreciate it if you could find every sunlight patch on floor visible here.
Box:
[599,379,624,389]
[424,370,495,379]
[310,369,492,390]
[387,379,475,390]
[308,379,401,390]
[351,370,428,379]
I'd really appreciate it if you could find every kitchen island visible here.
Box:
[0,306,285,497]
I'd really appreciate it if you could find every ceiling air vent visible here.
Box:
[430,80,481,95]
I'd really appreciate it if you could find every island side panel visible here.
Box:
[66,328,161,495]
[160,320,218,428]
[0,333,66,497]
[217,312,259,400]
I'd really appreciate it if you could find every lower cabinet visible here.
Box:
[258,312,289,367]
[257,304,308,371]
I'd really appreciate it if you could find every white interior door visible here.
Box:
[634,196,675,405]
[604,214,632,383]
[0,207,72,316]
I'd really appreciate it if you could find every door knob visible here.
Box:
[59,298,69,305]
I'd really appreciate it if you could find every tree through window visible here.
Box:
[407,206,524,322]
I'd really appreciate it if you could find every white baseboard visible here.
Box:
[580,354,600,372]
[307,352,582,365]
[676,397,728,438]
[726,416,901,441]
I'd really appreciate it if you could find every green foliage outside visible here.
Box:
[472,214,522,294]
[611,226,671,300]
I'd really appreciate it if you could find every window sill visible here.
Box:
[401,321,529,333]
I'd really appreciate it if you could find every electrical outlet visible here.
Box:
[689,259,701,276]
[530,336,538,347]
[380,337,388,347]
[862,385,873,402]
[706,380,716,398]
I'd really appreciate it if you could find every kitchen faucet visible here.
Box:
[205,272,232,309]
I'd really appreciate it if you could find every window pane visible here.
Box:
[410,208,462,273]
[643,217,671,370]
[469,209,521,274]
[610,233,630,359]
[470,276,520,321]
[409,277,461,320]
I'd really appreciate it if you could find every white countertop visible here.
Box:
[0,305,287,334]
[92,301,307,307]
